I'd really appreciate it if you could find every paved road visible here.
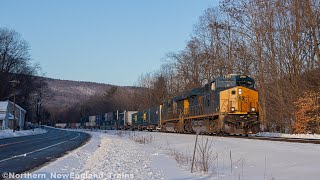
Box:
[0,127,90,175]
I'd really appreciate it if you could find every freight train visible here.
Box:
[131,74,260,135]
[76,110,138,130]
[72,74,259,135]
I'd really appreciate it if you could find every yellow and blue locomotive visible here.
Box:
[132,74,260,135]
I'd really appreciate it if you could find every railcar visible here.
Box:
[105,111,118,130]
[131,111,144,130]
[95,114,105,128]
[131,106,160,131]
[118,111,125,129]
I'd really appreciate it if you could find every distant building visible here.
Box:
[0,101,26,130]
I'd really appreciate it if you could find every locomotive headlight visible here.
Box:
[251,107,256,112]
[238,89,242,95]
[230,107,235,112]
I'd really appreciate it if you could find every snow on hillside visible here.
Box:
[44,77,141,109]
[31,130,320,180]
[0,128,47,139]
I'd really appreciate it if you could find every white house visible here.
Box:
[0,101,26,130]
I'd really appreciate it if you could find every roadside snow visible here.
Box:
[256,132,320,139]
[32,130,164,180]
[0,128,47,139]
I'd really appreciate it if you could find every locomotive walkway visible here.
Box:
[0,127,90,175]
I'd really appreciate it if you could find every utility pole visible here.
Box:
[36,98,41,126]
[9,80,20,132]
[191,129,200,173]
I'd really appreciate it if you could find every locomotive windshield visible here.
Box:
[216,80,236,88]
[236,79,255,88]
[237,76,254,89]
[213,75,255,89]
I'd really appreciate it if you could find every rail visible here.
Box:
[160,131,320,145]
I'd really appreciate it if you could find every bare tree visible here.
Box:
[0,28,33,99]
[0,27,47,125]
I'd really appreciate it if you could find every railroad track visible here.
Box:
[210,134,320,144]
[240,135,320,144]
[69,128,320,145]
[158,131,320,144]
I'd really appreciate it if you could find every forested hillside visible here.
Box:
[44,78,114,108]
[43,78,143,124]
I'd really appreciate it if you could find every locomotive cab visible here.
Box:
[211,74,260,134]
[219,86,258,114]
[219,85,259,134]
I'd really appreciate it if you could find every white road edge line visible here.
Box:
[0,133,81,163]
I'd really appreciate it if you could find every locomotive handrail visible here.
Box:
[220,99,229,114]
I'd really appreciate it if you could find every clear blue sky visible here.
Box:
[1,0,218,86]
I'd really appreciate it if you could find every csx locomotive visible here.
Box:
[132,74,260,135]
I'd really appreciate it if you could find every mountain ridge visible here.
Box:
[43,77,139,109]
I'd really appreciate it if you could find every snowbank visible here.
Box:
[256,132,320,139]
[32,130,164,180]
[0,128,47,139]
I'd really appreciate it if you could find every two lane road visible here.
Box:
[0,127,90,174]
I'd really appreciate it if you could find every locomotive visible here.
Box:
[132,74,260,135]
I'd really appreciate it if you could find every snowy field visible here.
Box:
[0,128,47,139]
[29,129,320,180]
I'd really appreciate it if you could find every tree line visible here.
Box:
[50,86,143,124]
[136,0,320,133]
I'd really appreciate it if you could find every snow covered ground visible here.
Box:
[0,128,47,139]
[31,130,166,179]
[147,132,320,180]
[29,129,320,180]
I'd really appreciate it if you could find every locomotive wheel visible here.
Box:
[184,120,193,133]
[217,131,224,136]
